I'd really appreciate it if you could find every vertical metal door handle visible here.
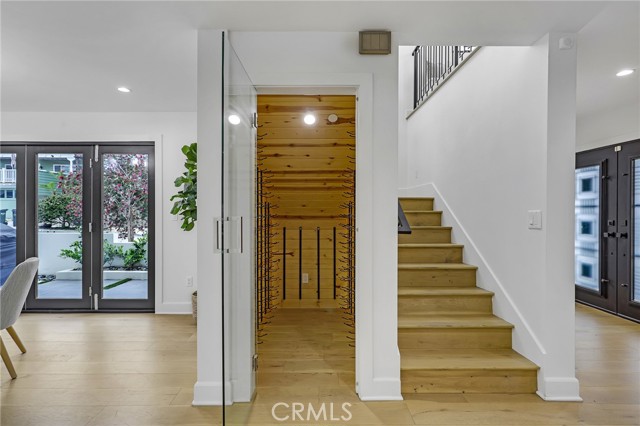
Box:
[214,217,222,253]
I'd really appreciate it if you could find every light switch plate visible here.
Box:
[302,273,309,284]
[528,210,542,230]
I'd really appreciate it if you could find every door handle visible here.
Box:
[601,278,610,285]
[214,217,222,253]
[621,283,629,288]
[616,232,629,239]
[603,232,616,238]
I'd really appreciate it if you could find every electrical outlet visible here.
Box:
[302,273,309,284]
[186,275,194,287]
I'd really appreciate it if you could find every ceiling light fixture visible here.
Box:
[304,114,316,125]
[616,69,635,77]
[228,114,241,125]
[117,87,131,93]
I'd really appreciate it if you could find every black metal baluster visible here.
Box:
[317,227,321,300]
[333,227,337,299]
[282,227,286,300]
[299,226,302,300]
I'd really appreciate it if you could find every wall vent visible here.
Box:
[359,31,391,55]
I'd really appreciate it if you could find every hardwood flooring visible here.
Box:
[1,304,639,425]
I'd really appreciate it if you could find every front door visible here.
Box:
[576,140,640,321]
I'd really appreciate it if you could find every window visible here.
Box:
[53,164,70,173]
[0,189,15,199]
[581,177,593,193]
[580,221,593,236]
[581,263,593,279]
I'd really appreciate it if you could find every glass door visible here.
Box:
[93,145,155,310]
[222,34,257,419]
[616,143,640,320]
[0,146,24,287]
[575,140,640,321]
[25,146,92,309]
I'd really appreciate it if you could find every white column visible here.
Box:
[193,29,225,406]
[540,32,581,401]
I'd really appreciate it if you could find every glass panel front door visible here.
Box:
[576,141,640,321]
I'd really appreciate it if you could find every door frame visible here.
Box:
[3,140,161,313]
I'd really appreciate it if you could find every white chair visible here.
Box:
[1,258,39,379]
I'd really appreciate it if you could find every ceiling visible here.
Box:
[1,0,633,118]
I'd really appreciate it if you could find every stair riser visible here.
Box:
[405,212,442,226]
[399,228,451,244]
[400,199,434,211]
[398,269,477,287]
[401,370,537,394]
[398,296,493,314]
[398,328,512,349]
[398,247,463,263]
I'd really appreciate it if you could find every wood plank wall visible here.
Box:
[257,95,356,303]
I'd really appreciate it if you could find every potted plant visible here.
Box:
[170,143,198,320]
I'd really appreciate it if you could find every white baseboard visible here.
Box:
[155,302,192,315]
[537,377,582,401]
[193,380,234,406]
[357,378,403,401]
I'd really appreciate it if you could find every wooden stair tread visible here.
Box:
[404,210,442,214]
[398,314,513,329]
[398,263,477,270]
[398,287,493,297]
[398,243,464,248]
[408,225,452,230]
[400,349,539,371]
[399,197,435,201]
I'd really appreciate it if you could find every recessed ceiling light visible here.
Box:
[228,114,241,125]
[616,69,635,77]
[304,114,316,125]
[117,87,131,93]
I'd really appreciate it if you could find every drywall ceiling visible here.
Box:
[577,2,639,118]
[0,0,614,112]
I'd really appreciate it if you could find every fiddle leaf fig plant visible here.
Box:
[170,143,198,231]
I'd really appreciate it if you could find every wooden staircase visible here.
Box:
[398,197,538,394]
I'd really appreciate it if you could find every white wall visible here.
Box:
[2,111,197,313]
[230,31,401,400]
[577,101,640,151]
[398,35,581,401]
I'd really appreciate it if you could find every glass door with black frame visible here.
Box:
[94,145,155,311]
[576,140,640,322]
[26,146,93,310]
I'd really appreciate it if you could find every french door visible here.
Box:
[0,142,154,311]
[575,140,640,321]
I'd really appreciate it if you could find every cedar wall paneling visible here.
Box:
[257,95,356,303]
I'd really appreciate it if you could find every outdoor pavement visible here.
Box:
[37,279,148,299]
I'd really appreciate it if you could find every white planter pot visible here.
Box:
[55,269,148,280]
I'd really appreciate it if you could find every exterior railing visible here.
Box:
[0,169,16,183]
[412,45,476,109]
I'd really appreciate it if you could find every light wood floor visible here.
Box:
[1,304,639,425]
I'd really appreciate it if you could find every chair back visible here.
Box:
[1,258,39,330]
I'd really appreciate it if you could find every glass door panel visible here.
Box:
[95,146,154,310]
[575,165,600,292]
[0,148,22,286]
[223,34,257,419]
[36,153,84,299]
[26,146,92,309]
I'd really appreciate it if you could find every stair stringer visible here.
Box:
[398,183,546,392]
